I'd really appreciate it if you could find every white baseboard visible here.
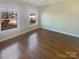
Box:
[41,26,79,38]
[0,27,39,42]
[1,26,79,42]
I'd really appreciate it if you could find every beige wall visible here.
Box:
[0,22,1,31]
[40,0,79,36]
[0,1,40,41]
[1,0,79,41]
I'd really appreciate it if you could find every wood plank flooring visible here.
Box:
[0,28,79,59]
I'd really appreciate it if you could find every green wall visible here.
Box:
[40,0,79,36]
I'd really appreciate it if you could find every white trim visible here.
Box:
[1,26,79,42]
[41,26,79,38]
[0,27,39,42]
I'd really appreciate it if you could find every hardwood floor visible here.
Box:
[0,28,79,59]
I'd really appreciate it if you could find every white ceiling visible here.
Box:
[23,0,66,6]
[0,0,67,6]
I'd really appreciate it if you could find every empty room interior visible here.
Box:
[0,0,79,59]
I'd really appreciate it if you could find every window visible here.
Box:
[29,13,37,25]
[0,8,18,31]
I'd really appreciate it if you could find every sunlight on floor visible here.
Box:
[0,43,20,59]
[28,33,38,50]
